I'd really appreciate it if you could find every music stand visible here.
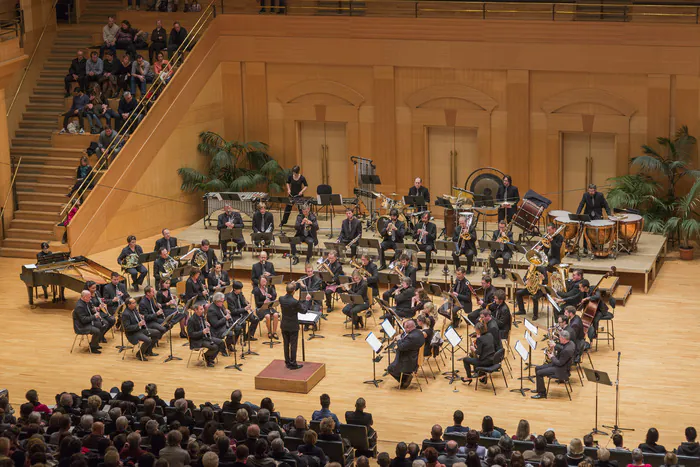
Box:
[358,238,380,260]
[269,275,284,286]
[251,232,274,250]
[584,368,612,436]
[443,326,462,384]
[323,242,346,259]
[403,195,426,211]
[507,270,525,327]
[297,312,320,361]
[360,174,381,185]
[278,234,301,272]
[162,310,185,363]
[428,283,443,297]
[340,294,365,340]
[139,251,159,287]
[364,331,384,387]
[511,340,531,396]
[435,240,454,278]
[308,291,327,332]
[223,320,243,371]
[378,272,401,305]
[317,194,343,237]
[220,228,243,263]
[569,214,591,260]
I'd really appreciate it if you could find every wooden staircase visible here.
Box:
[0,0,123,259]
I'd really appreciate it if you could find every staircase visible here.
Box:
[0,0,123,259]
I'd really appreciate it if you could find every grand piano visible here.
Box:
[20,253,121,306]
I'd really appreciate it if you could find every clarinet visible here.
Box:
[135,308,151,336]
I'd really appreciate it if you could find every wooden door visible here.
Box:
[299,121,326,192]
[324,122,349,196]
[299,122,348,196]
[428,126,479,198]
[562,133,616,211]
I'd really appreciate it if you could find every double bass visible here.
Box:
[579,266,616,334]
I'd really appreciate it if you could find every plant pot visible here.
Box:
[679,246,694,261]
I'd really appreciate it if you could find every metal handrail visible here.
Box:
[60,0,219,221]
[0,156,22,240]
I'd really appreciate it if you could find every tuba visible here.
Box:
[123,253,139,269]
[160,256,178,280]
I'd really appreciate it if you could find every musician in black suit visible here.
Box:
[122,298,162,361]
[581,287,614,341]
[414,211,437,276]
[139,286,168,335]
[496,175,520,223]
[292,204,318,265]
[452,215,477,273]
[390,277,415,319]
[280,282,304,369]
[298,263,323,312]
[532,329,576,399]
[187,304,225,367]
[360,254,379,300]
[251,251,275,287]
[36,242,52,299]
[489,220,513,279]
[73,290,107,353]
[157,279,185,337]
[281,165,309,227]
[387,319,425,388]
[207,292,235,353]
[338,208,362,258]
[85,280,115,334]
[103,272,129,316]
[468,275,496,324]
[323,250,344,311]
[378,209,406,270]
[153,228,177,253]
[184,268,209,307]
[341,272,370,329]
[252,203,274,247]
[452,267,472,316]
[195,239,218,277]
[345,397,376,440]
[208,262,230,294]
[226,281,258,341]
[515,267,545,321]
[217,204,246,258]
[118,235,147,291]
[563,305,584,345]
[543,223,564,268]
[461,322,496,381]
[576,184,611,220]
[480,309,503,352]
[253,275,279,339]
[408,177,430,212]
[154,247,179,287]
[492,289,511,340]
[555,269,585,308]
[382,254,417,302]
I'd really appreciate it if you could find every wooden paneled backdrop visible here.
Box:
[71,14,700,254]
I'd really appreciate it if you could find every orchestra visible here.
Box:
[195,239,218,277]
[252,203,275,247]
[225,281,257,341]
[72,290,109,354]
[187,304,226,367]
[378,208,406,270]
[207,292,235,354]
[489,220,513,280]
[123,297,162,361]
[452,215,477,274]
[291,204,318,265]
[251,251,276,287]
[387,319,425,389]
[102,271,129,316]
[118,235,147,291]
[138,286,168,336]
[217,204,246,258]
[154,228,177,253]
[461,322,495,383]
[413,211,437,276]
[298,263,323,312]
[208,263,231,294]
[280,165,309,228]
[322,250,344,312]
[408,177,430,212]
[253,275,280,340]
[341,271,370,329]
[496,175,519,223]
[337,208,363,258]
[184,268,209,307]
[576,183,612,221]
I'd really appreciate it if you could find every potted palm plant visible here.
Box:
[177,132,287,193]
[665,177,700,260]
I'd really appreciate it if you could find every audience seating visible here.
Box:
[317,439,355,466]
[339,423,377,457]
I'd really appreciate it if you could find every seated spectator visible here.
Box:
[638,428,666,454]
[567,439,584,467]
[169,398,195,430]
[493,454,508,467]
[25,390,51,415]
[378,452,392,467]
[498,436,513,462]
[216,435,236,464]
[84,396,108,422]
[544,429,559,446]
[286,415,308,439]
[391,442,411,467]
[64,50,86,97]
[153,52,172,84]
[198,420,218,446]
[513,419,536,442]
[257,409,284,437]
[480,416,502,439]
[437,441,460,467]
[170,388,196,411]
[611,433,628,451]
[159,430,191,467]
[115,54,133,94]
[168,21,187,60]
[96,126,120,161]
[245,424,261,452]
[83,89,108,134]
[82,375,111,403]
[270,437,305,467]
[60,87,88,135]
[248,439,275,467]
[510,451,526,467]
[143,383,167,409]
[232,409,250,441]
[190,0,201,12]
[423,447,442,467]
[110,416,131,440]
[584,434,595,448]
[464,451,480,467]
[233,444,249,467]
[127,0,141,10]
[116,381,140,406]
[115,21,138,59]
[663,452,678,467]
[260,398,280,421]
[445,410,469,434]
[202,451,218,467]
[458,430,486,458]
[318,417,340,442]
[628,449,651,467]
[131,55,153,98]
[482,446,501,467]
[143,419,166,456]
[523,435,554,464]
[49,414,72,445]
[312,393,340,429]
[101,16,119,58]
[345,397,375,438]
[116,91,143,133]
[422,425,446,453]
[140,398,165,425]
[222,390,256,417]
[120,431,146,462]
[677,427,700,457]
[298,430,327,467]
[595,447,618,467]
[74,414,94,438]
[100,52,119,98]
[149,20,168,63]
[85,51,103,88]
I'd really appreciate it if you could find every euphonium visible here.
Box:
[349,258,371,278]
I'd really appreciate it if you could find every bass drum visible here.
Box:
[375,214,407,235]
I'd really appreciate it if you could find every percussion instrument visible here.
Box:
[584,219,616,258]
[617,213,644,252]
[547,210,570,225]
[512,199,544,233]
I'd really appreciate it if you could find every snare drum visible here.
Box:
[547,210,570,225]
[617,213,644,251]
[554,215,580,242]
[584,220,616,257]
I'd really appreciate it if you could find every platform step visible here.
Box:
[17,164,76,176]
[0,247,39,259]
[16,190,73,203]
[12,137,52,147]
[10,218,60,231]
[15,173,76,185]
[612,284,632,306]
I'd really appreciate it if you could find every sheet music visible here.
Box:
[524,318,538,336]
[365,332,382,353]
[444,326,462,347]
[514,340,529,361]
[381,320,396,338]
[25,264,36,269]
[297,312,318,323]
[545,293,561,313]
[525,331,537,350]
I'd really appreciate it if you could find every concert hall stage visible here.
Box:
[255,360,326,394]
[179,212,667,293]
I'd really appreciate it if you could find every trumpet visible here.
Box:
[302,214,314,233]
[389,261,406,279]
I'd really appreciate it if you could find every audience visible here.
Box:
[422,425,446,453]
[311,393,340,429]
[677,427,700,457]
[438,440,460,467]
[566,438,584,466]
[629,448,651,467]
[60,87,88,134]
[638,428,666,454]
[480,416,502,439]
[168,21,187,59]
[149,19,168,62]
[64,50,86,97]
[513,419,536,442]
[446,410,469,434]
[523,435,555,464]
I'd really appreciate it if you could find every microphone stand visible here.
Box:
[364,348,384,388]
[241,311,259,358]
[602,352,633,435]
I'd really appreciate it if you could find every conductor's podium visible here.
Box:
[255,359,326,394]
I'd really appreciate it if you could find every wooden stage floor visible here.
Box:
[179,212,666,292]
[2,226,699,453]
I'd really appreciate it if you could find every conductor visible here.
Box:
[387,319,425,389]
[279,282,303,370]
[531,329,576,399]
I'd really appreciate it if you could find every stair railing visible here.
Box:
[59,0,218,224]
[0,156,22,241]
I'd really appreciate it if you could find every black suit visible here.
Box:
[154,236,177,253]
[468,285,496,324]
[251,261,276,287]
[118,245,147,286]
[226,291,258,338]
[187,313,224,363]
[392,286,415,319]
[102,281,129,315]
[489,230,513,274]
[576,191,611,220]
[341,280,370,326]
[153,256,179,287]
[338,217,362,257]
[493,302,511,340]
[388,328,425,383]
[345,410,376,439]
[545,234,564,267]
[207,302,233,347]
[279,293,302,366]
[535,340,575,394]
[139,296,168,335]
[496,185,520,222]
[324,260,344,309]
[298,274,323,312]
[486,319,503,352]
[452,224,477,271]
[184,277,208,306]
[217,212,246,256]
[516,267,545,319]
[379,219,406,267]
[408,185,430,211]
[382,264,417,302]
[194,247,218,277]
[252,211,274,246]
[462,332,496,378]
[293,212,319,262]
[208,270,230,293]
[414,221,437,272]
[73,299,107,349]
[122,306,161,356]
[568,315,585,344]
[364,261,380,298]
